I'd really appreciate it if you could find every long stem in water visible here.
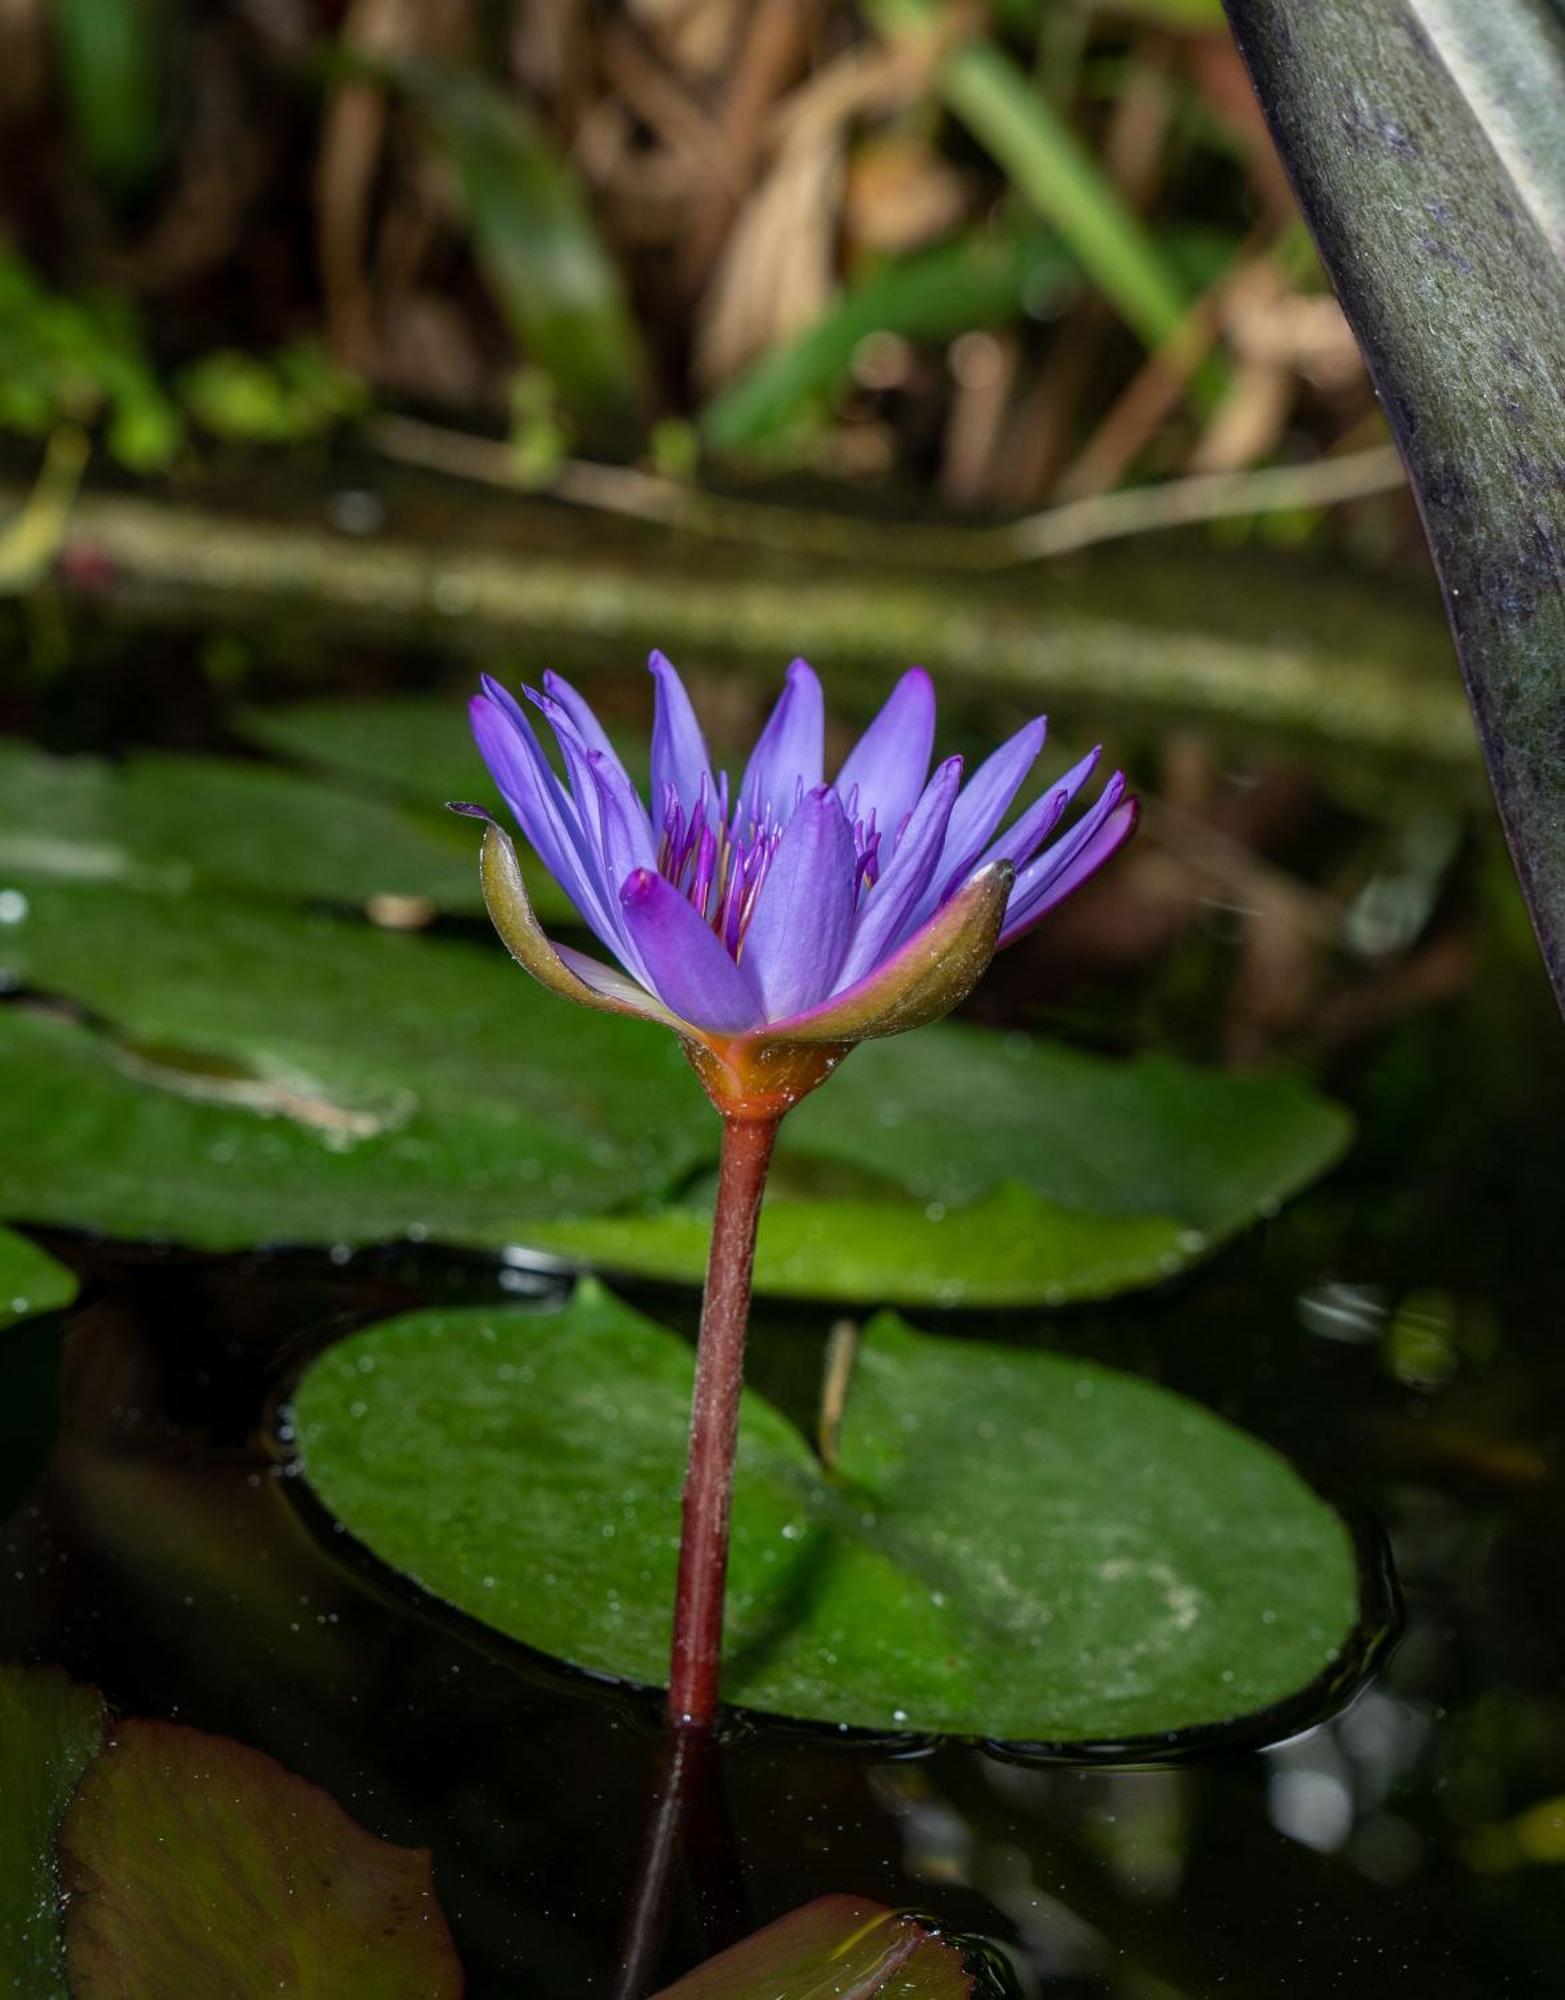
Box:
[667,1110,780,1731]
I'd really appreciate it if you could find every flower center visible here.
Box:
[656,779,882,958]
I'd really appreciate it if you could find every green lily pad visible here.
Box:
[0,1225,76,1329]
[0,1665,107,1999]
[653,1895,973,1998]
[238,692,510,806]
[0,873,1347,1299]
[238,689,653,802]
[59,1717,462,1998]
[532,1033,1351,1307]
[0,996,699,1254]
[0,739,481,912]
[292,1283,1363,1742]
[532,1183,1190,1308]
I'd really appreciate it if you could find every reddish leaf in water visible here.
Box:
[652,1894,973,1998]
[59,1720,463,1999]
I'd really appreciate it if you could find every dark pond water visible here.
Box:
[4,619,1565,1996]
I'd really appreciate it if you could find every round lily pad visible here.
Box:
[291,1283,1368,1745]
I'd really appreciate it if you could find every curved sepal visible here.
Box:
[472,816,682,1030]
[771,860,1014,1045]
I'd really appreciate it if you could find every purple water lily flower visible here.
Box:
[461,652,1135,1112]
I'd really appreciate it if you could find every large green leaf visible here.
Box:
[531,1185,1189,1310]
[59,1718,462,1998]
[0,1226,76,1331]
[0,740,481,912]
[293,1284,1362,1743]
[237,693,502,810]
[1221,0,1565,1009]
[232,692,628,922]
[652,1896,973,1999]
[0,1665,106,1999]
[0,886,702,1250]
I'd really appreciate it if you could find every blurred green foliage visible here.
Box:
[180,345,367,446]
[0,253,179,471]
[0,253,366,466]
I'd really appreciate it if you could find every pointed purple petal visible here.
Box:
[835,667,936,843]
[984,746,1102,873]
[737,658,824,828]
[838,755,963,985]
[1000,783,1138,944]
[934,716,1047,887]
[470,687,621,949]
[541,669,621,770]
[742,786,858,1022]
[619,870,763,1033]
[530,683,654,848]
[649,650,714,813]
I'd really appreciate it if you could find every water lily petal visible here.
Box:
[619,869,763,1033]
[470,685,621,949]
[742,786,858,1021]
[835,667,935,842]
[935,716,1047,888]
[838,756,963,985]
[541,669,648,818]
[984,746,1102,873]
[1001,782,1138,944]
[649,650,715,814]
[769,861,1013,1044]
[737,658,824,828]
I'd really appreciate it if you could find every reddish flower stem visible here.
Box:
[667,1110,780,1731]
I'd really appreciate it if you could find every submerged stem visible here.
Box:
[667,1111,780,1731]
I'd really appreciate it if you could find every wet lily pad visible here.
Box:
[292,1283,1363,1743]
[653,1895,973,1998]
[0,1665,106,1999]
[0,876,1347,1300]
[0,1225,76,1329]
[59,1718,462,1998]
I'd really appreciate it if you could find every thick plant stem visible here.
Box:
[667,1111,781,1731]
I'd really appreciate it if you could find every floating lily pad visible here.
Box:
[0,1225,76,1329]
[292,1284,1363,1743]
[239,692,513,806]
[532,1184,1189,1308]
[532,1033,1351,1306]
[59,1718,462,1998]
[0,876,1347,1300]
[0,1000,699,1254]
[238,690,649,805]
[0,738,484,912]
[653,1895,973,1998]
[0,1665,106,1999]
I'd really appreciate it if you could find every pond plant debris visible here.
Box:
[457,651,1136,1729]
